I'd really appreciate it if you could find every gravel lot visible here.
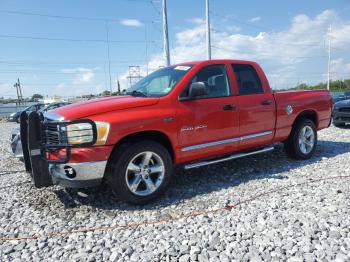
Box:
[0,122,350,261]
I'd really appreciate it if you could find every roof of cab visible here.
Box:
[175,59,257,66]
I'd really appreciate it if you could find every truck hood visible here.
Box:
[52,96,160,120]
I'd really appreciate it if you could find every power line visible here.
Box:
[211,45,327,59]
[0,70,111,75]
[211,30,324,47]
[0,59,146,65]
[0,9,158,23]
[150,1,161,16]
[0,34,157,44]
[210,11,272,31]
[210,11,327,36]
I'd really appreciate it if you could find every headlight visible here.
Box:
[66,123,94,145]
[65,121,110,145]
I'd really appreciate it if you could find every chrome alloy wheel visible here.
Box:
[125,151,165,196]
[298,126,315,154]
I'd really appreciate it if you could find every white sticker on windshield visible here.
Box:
[174,66,191,71]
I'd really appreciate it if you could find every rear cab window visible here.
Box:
[231,64,264,95]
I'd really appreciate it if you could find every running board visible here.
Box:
[184,146,274,170]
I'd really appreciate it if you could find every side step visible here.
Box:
[184,146,274,170]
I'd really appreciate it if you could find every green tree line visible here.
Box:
[276,79,350,92]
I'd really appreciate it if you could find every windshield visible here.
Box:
[126,65,193,97]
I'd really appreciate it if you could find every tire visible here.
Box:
[284,119,317,160]
[108,140,173,204]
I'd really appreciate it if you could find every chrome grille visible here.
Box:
[43,117,67,145]
[45,123,60,144]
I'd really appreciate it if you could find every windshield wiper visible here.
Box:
[125,90,148,97]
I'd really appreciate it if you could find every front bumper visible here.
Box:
[333,111,350,124]
[20,111,106,189]
[49,160,107,188]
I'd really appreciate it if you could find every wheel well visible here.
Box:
[110,131,174,162]
[293,110,318,128]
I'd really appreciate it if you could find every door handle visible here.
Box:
[261,100,273,106]
[223,104,237,110]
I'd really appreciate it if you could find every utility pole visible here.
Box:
[116,72,121,95]
[14,79,22,105]
[105,21,113,95]
[162,0,170,66]
[327,24,332,90]
[145,23,149,75]
[17,78,23,103]
[205,0,211,60]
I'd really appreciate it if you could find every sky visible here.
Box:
[0,0,350,98]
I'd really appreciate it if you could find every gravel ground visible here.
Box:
[0,122,350,261]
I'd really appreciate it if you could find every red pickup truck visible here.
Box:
[20,60,332,204]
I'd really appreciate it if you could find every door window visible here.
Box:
[231,64,263,95]
[180,64,230,99]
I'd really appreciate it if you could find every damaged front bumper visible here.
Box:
[20,111,106,188]
[49,161,107,188]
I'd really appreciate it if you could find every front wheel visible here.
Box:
[108,141,173,204]
[284,119,317,160]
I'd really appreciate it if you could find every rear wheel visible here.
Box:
[284,119,317,160]
[108,141,173,204]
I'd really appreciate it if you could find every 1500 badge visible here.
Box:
[181,125,207,132]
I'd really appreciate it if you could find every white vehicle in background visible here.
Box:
[10,102,71,159]
[10,127,22,159]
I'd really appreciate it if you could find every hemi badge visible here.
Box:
[30,149,41,156]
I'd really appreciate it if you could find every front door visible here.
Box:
[176,64,240,162]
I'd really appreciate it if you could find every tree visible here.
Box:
[100,90,111,97]
[284,78,350,92]
[31,94,43,101]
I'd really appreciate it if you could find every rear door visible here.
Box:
[230,63,275,150]
[177,64,240,161]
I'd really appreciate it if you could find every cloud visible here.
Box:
[62,67,95,84]
[187,17,205,25]
[249,16,261,23]
[331,58,350,80]
[134,9,350,90]
[226,25,241,33]
[120,19,143,27]
[54,83,66,94]
[0,82,14,97]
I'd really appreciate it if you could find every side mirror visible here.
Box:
[188,82,208,98]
